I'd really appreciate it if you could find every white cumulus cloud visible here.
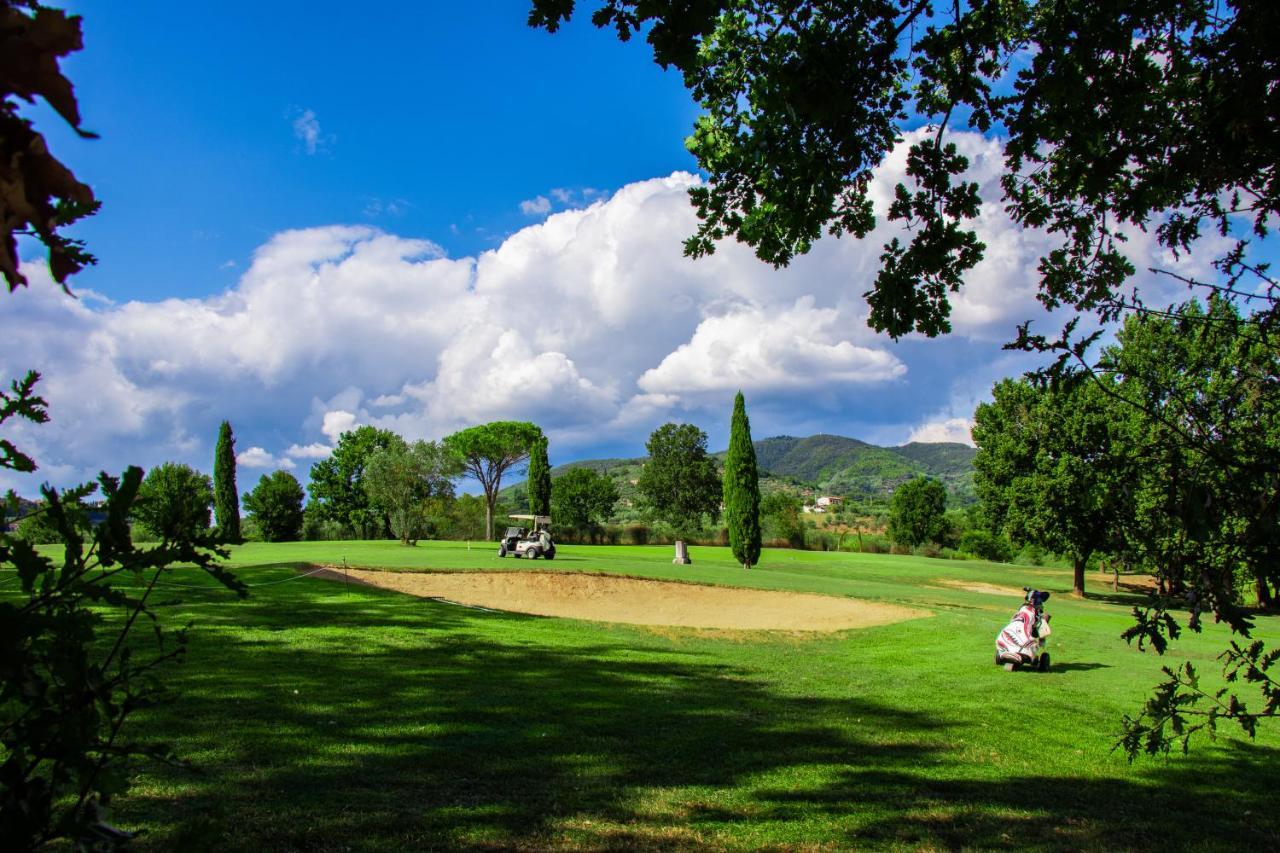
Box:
[237,446,294,469]
[519,195,552,216]
[638,298,906,395]
[2,132,1200,494]
[907,417,975,446]
[285,442,333,460]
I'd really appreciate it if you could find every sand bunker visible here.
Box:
[934,578,1026,597]
[316,568,927,632]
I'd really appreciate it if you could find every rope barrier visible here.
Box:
[150,566,333,590]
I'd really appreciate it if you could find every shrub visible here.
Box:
[134,462,214,540]
[12,503,88,543]
[1015,543,1046,566]
[958,529,1014,562]
[916,542,944,559]
[243,471,306,542]
[859,537,890,554]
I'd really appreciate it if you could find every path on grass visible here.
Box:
[313,567,928,632]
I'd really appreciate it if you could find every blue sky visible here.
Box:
[36,1,700,301]
[2,3,1236,495]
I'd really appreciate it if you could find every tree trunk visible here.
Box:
[1073,555,1087,598]
[484,496,494,542]
[1257,576,1274,610]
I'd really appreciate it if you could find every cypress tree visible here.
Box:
[213,420,241,542]
[527,435,552,516]
[723,391,762,569]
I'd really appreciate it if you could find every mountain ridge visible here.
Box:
[501,434,976,512]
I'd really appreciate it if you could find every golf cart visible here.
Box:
[498,514,556,560]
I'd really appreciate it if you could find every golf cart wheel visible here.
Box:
[527,548,540,560]
[1038,653,1051,672]
[545,546,556,560]
[498,545,507,557]
[1003,662,1017,672]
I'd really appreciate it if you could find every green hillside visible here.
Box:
[501,434,977,515]
[890,441,978,476]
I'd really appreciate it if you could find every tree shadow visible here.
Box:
[115,572,1278,850]
[751,741,1280,849]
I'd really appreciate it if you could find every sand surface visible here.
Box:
[934,578,1027,597]
[315,568,927,632]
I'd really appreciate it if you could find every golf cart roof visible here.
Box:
[509,514,551,524]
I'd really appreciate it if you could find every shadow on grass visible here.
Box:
[1047,662,1112,673]
[116,570,1278,851]
[751,739,1280,850]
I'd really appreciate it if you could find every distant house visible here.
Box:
[805,496,844,514]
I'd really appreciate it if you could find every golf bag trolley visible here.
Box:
[995,588,1052,672]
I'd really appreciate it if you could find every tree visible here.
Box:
[1,11,246,846]
[362,440,460,545]
[213,420,241,542]
[529,1,1278,341]
[532,0,1280,753]
[0,2,99,291]
[887,477,948,549]
[307,425,403,539]
[551,468,619,533]
[243,470,306,542]
[133,462,214,540]
[2,379,245,849]
[636,423,721,537]
[723,391,761,568]
[443,421,543,541]
[973,378,1122,597]
[441,493,491,541]
[526,435,552,516]
[760,490,805,548]
[1099,299,1280,754]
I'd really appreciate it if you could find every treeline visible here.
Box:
[972,297,1278,607]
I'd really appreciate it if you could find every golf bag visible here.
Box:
[995,588,1051,671]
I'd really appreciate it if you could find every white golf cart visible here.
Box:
[497,514,556,560]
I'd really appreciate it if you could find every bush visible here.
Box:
[243,471,306,542]
[804,530,836,551]
[958,529,1014,562]
[1014,543,1046,566]
[303,516,348,541]
[12,503,88,543]
[134,462,214,540]
[239,516,264,542]
[859,536,890,554]
[626,524,649,545]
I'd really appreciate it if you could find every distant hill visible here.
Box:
[722,434,975,503]
[499,433,977,516]
[889,442,978,477]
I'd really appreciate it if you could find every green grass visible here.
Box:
[15,541,1280,850]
